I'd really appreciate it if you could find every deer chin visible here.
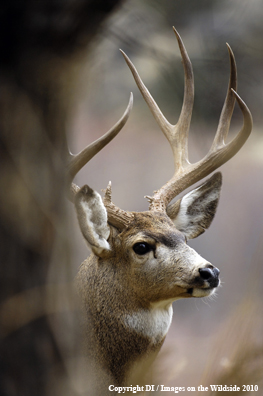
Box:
[187,287,217,298]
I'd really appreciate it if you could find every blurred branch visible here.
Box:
[0,1,126,395]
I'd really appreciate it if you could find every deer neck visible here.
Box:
[123,299,174,342]
[76,255,174,385]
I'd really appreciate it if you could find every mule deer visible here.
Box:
[68,28,252,392]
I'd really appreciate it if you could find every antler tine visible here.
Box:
[67,93,133,202]
[120,27,194,171]
[103,181,134,229]
[119,50,172,138]
[172,27,194,167]
[210,88,252,161]
[210,44,237,150]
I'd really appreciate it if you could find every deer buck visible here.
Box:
[68,28,252,392]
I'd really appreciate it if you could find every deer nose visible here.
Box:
[199,266,220,288]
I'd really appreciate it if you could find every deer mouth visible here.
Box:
[185,265,220,297]
[187,286,217,298]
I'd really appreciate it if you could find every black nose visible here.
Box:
[199,266,220,288]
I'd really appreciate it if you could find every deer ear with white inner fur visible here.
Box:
[167,172,222,239]
[74,185,111,256]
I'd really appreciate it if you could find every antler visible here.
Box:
[121,27,253,212]
[67,93,135,229]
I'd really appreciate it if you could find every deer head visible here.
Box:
[68,28,252,386]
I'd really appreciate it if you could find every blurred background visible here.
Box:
[0,0,262,394]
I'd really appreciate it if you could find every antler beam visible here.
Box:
[121,27,253,212]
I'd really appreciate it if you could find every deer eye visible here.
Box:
[133,242,152,255]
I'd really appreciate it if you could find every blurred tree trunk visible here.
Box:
[0,1,124,395]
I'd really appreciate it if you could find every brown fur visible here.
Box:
[75,201,221,391]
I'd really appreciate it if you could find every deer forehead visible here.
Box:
[119,211,185,247]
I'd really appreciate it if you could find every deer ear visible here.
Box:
[167,172,222,239]
[74,185,111,256]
